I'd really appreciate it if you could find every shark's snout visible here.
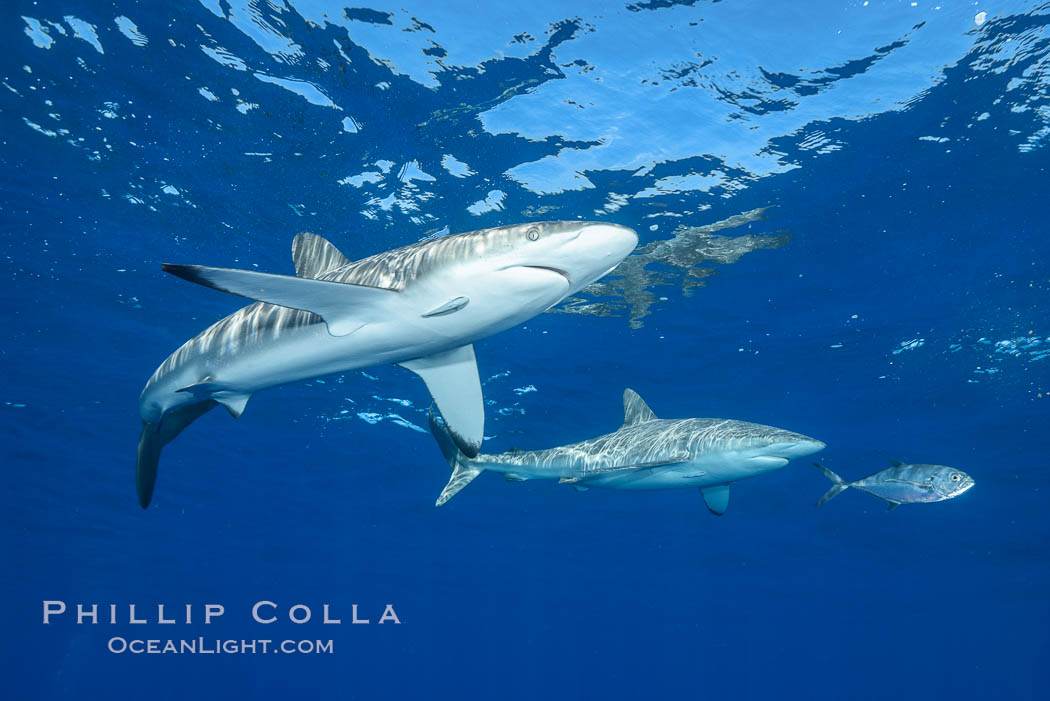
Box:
[579,223,639,265]
[558,223,638,291]
[769,438,826,459]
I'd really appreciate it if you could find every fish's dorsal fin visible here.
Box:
[889,459,904,467]
[291,232,352,278]
[622,388,657,426]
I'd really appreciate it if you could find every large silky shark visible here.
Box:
[137,221,637,508]
[429,389,825,515]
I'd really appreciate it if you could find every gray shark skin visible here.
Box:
[429,388,825,515]
[815,461,975,511]
[137,221,638,508]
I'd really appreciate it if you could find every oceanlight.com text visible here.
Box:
[107,637,334,655]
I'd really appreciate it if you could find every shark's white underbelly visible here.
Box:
[138,278,559,422]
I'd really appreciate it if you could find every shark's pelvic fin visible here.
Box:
[400,345,483,457]
[814,463,850,507]
[699,484,730,516]
[428,408,484,506]
[622,388,658,426]
[137,400,218,508]
[291,233,352,278]
[422,296,470,318]
[162,264,397,337]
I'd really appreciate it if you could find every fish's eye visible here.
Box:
[951,474,960,481]
[526,227,540,241]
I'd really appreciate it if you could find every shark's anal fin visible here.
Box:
[622,388,658,426]
[699,485,730,516]
[400,345,483,457]
[292,233,352,278]
[177,381,252,418]
[162,264,397,337]
[422,296,469,318]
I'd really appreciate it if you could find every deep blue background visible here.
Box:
[3,2,1048,699]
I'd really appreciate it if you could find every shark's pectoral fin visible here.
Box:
[177,381,252,418]
[162,264,397,337]
[699,485,730,516]
[422,296,469,318]
[400,345,483,458]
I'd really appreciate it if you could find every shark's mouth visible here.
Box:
[515,265,572,285]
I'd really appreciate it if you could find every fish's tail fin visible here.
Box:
[428,407,483,507]
[814,462,849,507]
[137,400,217,509]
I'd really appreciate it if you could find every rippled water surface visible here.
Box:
[3,1,1049,699]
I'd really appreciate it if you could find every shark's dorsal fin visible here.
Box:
[291,233,352,279]
[622,388,657,426]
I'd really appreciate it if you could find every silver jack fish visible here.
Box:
[814,461,975,511]
[137,222,637,508]
[429,389,825,515]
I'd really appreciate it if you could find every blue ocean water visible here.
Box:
[3,1,1049,698]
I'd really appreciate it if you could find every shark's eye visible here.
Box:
[526,227,540,241]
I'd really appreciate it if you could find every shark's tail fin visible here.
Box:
[814,462,849,507]
[428,407,483,506]
[137,400,217,509]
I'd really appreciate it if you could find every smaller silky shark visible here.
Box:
[428,389,825,515]
[137,222,637,508]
